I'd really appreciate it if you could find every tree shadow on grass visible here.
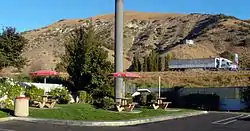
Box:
[0,108,14,116]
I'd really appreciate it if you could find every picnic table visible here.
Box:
[115,97,137,112]
[151,97,172,110]
[32,95,57,108]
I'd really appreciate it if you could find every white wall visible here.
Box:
[18,82,65,94]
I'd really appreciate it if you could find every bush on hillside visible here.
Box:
[243,36,250,47]
[219,51,234,61]
[11,74,32,82]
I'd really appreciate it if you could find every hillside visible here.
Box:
[128,71,250,88]
[17,11,250,74]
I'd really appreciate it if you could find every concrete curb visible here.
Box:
[0,117,15,122]
[1,111,208,126]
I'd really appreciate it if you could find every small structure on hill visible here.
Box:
[185,40,194,45]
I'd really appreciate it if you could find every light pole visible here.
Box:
[114,0,124,103]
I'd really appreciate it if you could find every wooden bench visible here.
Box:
[32,99,57,108]
[115,102,137,112]
[124,102,137,112]
[152,101,172,110]
[44,99,57,108]
[160,102,172,110]
[115,103,125,112]
[32,100,44,108]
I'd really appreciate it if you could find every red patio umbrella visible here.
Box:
[111,72,140,99]
[111,72,140,78]
[29,70,58,84]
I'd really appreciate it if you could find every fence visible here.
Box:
[126,86,246,99]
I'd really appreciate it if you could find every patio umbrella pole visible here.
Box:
[158,76,161,98]
[114,0,124,103]
[44,77,47,84]
[44,77,47,95]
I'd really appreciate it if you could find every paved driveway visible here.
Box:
[0,112,249,131]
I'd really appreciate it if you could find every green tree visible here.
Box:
[148,50,158,71]
[158,56,164,71]
[131,54,144,72]
[0,27,27,70]
[131,50,162,72]
[61,22,113,98]
[156,55,159,71]
[132,56,139,72]
[143,56,148,72]
[165,53,172,71]
[147,54,153,72]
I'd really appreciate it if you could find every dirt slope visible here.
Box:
[11,12,250,74]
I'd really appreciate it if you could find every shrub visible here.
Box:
[243,37,250,47]
[78,19,84,22]
[0,82,10,98]
[125,93,133,103]
[25,85,44,102]
[93,97,114,110]
[219,51,234,61]
[48,88,71,104]
[147,92,157,103]
[137,92,149,106]
[12,74,32,82]
[85,93,93,104]
[78,91,87,103]
[0,99,13,109]
[101,97,114,110]
[0,80,25,108]
[7,85,25,100]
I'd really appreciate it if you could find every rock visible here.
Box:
[126,23,139,29]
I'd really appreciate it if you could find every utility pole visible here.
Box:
[114,0,124,103]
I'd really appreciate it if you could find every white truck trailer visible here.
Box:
[168,57,238,71]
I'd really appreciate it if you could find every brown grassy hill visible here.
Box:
[16,12,250,74]
[128,71,250,88]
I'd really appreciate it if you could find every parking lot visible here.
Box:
[0,112,249,131]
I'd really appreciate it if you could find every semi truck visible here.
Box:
[168,57,238,71]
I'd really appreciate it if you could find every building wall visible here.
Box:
[126,87,241,99]
[126,86,248,110]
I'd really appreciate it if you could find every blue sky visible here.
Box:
[0,0,249,32]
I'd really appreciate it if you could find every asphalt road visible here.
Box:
[0,113,249,131]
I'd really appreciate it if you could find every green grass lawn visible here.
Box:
[28,104,195,121]
[0,110,8,118]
